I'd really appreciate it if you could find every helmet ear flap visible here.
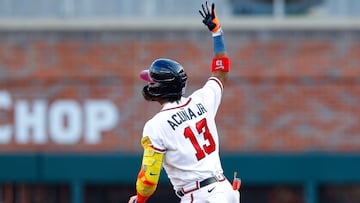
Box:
[142,85,155,101]
[142,83,181,102]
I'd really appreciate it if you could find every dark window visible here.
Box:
[0,183,70,203]
[241,185,303,203]
[319,184,360,203]
[229,0,323,15]
[84,183,178,203]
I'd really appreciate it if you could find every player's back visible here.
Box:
[144,78,224,189]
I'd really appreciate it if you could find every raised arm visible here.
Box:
[199,1,229,86]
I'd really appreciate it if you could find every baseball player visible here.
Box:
[128,1,240,203]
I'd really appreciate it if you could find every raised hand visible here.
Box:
[199,1,221,33]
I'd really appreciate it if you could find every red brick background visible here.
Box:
[0,30,359,152]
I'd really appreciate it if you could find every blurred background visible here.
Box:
[0,0,360,202]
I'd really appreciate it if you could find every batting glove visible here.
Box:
[199,1,221,33]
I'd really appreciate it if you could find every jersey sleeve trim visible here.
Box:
[208,76,224,92]
[151,145,166,153]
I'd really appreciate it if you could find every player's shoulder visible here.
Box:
[143,115,161,137]
[207,76,224,91]
[144,109,169,129]
[145,113,162,126]
[191,76,223,97]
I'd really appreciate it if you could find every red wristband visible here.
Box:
[212,57,230,72]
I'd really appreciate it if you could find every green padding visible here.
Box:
[0,153,359,184]
[0,154,38,181]
[221,153,360,184]
[41,154,142,183]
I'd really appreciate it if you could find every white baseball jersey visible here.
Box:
[142,76,224,190]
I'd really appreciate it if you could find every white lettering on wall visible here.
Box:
[49,100,82,145]
[15,100,47,144]
[85,100,118,144]
[0,91,12,143]
[0,90,119,145]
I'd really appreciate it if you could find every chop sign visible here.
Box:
[0,91,119,145]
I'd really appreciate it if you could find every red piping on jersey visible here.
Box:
[190,193,194,203]
[151,145,166,153]
[161,98,192,112]
[209,76,223,92]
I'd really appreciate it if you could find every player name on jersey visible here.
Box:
[167,103,207,130]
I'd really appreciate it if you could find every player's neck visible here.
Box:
[159,99,169,105]
[159,99,182,106]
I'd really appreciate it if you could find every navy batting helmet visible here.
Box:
[140,58,188,102]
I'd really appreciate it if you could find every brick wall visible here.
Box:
[0,30,359,152]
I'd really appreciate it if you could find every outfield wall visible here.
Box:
[1,25,360,153]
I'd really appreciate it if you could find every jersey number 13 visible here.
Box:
[184,118,216,161]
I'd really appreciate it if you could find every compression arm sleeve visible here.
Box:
[136,136,164,203]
